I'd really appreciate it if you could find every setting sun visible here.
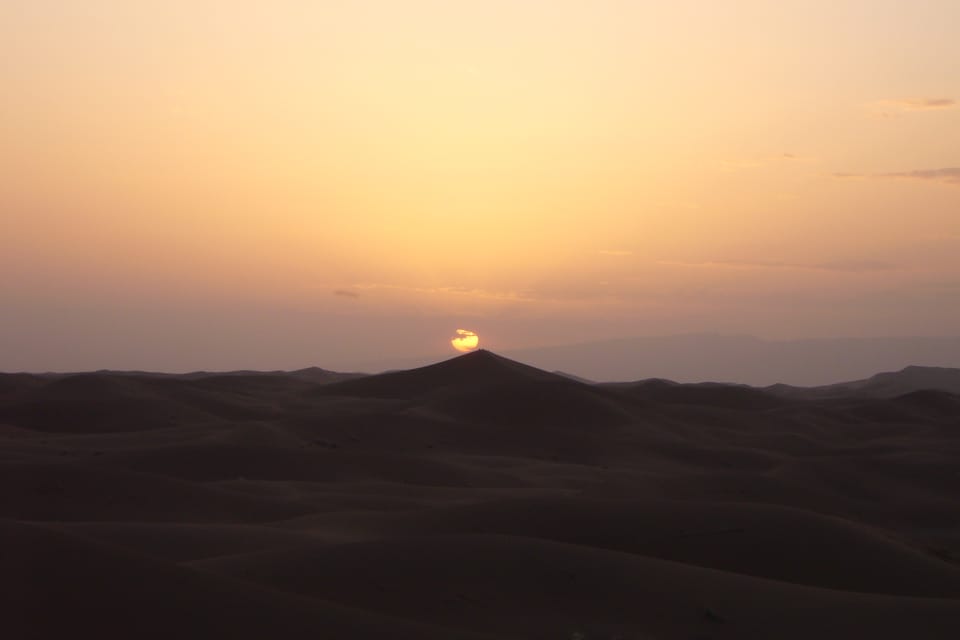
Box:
[451,329,480,353]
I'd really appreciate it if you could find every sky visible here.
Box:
[2,0,959,372]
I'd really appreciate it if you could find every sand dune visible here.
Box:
[196,533,960,640]
[3,350,959,638]
[381,497,960,596]
[1,520,489,640]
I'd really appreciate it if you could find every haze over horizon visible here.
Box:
[3,1,959,372]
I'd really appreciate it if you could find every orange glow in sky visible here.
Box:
[2,1,959,371]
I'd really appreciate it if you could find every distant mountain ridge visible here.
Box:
[20,366,364,384]
[6,354,960,400]
[768,365,960,399]
[502,334,960,386]
[10,334,960,387]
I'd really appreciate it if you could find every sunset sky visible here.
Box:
[3,1,959,372]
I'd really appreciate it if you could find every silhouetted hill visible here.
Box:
[551,370,596,384]
[0,374,215,432]
[316,349,560,399]
[0,367,365,433]
[29,367,365,384]
[770,366,960,399]
[852,366,960,396]
[0,373,45,396]
[314,350,633,428]
[177,367,363,384]
[609,378,787,410]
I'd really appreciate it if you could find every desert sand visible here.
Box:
[2,350,959,639]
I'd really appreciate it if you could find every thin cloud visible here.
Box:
[813,260,896,272]
[870,98,956,117]
[659,259,895,273]
[833,168,960,186]
[333,289,359,298]
[886,98,956,111]
[778,153,818,163]
[878,168,960,185]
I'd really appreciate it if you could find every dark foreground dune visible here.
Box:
[2,351,959,639]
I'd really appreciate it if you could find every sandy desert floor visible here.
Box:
[3,350,959,639]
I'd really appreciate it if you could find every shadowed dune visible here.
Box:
[196,534,960,640]
[0,463,314,522]
[379,497,960,597]
[3,352,960,638]
[1,520,490,640]
[0,374,216,432]
[53,521,332,562]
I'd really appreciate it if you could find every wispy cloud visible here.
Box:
[887,98,955,111]
[333,289,359,298]
[834,168,960,186]
[870,98,956,118]
[659,259,896,273]
[814,260,897,272]
[877,168,960,185]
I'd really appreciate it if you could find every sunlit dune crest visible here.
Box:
[451,329,479,352]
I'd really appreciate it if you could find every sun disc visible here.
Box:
[451,329,479,352]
